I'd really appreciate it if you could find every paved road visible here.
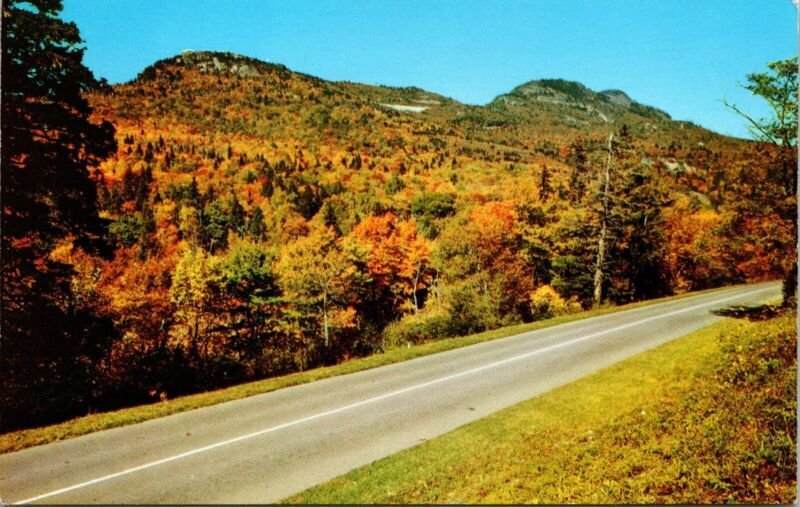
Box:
[0,281,780,504]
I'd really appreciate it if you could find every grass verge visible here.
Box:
[286,310,796,504]
[0,285,733,455]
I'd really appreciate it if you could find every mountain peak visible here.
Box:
[134,50,292,82]
[493,78,670,123]
[509,79,592,101]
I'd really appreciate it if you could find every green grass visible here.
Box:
[286,311,796,504]
[0,286,729,455]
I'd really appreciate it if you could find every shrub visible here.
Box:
[529,285,581,320]
[382,308,452,349]
[445,281,517,336]
[109,215,143,247]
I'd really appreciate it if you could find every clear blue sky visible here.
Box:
[62,0,797,139]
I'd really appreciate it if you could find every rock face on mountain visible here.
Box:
[135,50,306,84]
[600,89,635,108]
[178,50,263,77]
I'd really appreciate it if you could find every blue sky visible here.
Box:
[62,0,797,139]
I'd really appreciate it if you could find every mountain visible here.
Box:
[96,51,730,141]
[489,79,671,128]
[86,49,755,279]
[90,50,745,185]
[69,50,780,411]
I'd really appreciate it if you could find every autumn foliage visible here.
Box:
[2,11,795,433]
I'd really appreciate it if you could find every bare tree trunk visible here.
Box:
[594,133,613,307]
[192,313,200,359]
[412,259,422,313]
[593,224,607,306]
[322,290,329,349]
[433,269,441,305]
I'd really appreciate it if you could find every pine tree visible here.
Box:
[565,137,589,202]
[593,133,613,306]
[245,206,267,240]
[593,126,671,305]
[1,0,118,430]
[229,193,246,233]
[538,165,552,201]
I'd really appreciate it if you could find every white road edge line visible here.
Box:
[16,285,775,504]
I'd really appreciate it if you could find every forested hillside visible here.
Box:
[4,41,795,431]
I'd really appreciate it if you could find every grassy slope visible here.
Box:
[0,287,724,454]
[287,311,796,504]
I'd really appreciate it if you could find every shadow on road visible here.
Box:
[712,304,785,321]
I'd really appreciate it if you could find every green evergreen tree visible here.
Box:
[245,206,267,240]
[1,0,118,430]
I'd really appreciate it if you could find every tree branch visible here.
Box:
[722,98,780,145]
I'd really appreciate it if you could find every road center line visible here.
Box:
[17,285,774,504]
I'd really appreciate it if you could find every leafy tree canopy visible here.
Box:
[725,57,798,147]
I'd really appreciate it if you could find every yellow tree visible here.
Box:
[169,247,219,362]
[276,224,360,356]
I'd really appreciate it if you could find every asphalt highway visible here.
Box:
[0,281,780,504]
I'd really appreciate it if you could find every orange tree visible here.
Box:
[350,212,432,321]
[435,201,535,332]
